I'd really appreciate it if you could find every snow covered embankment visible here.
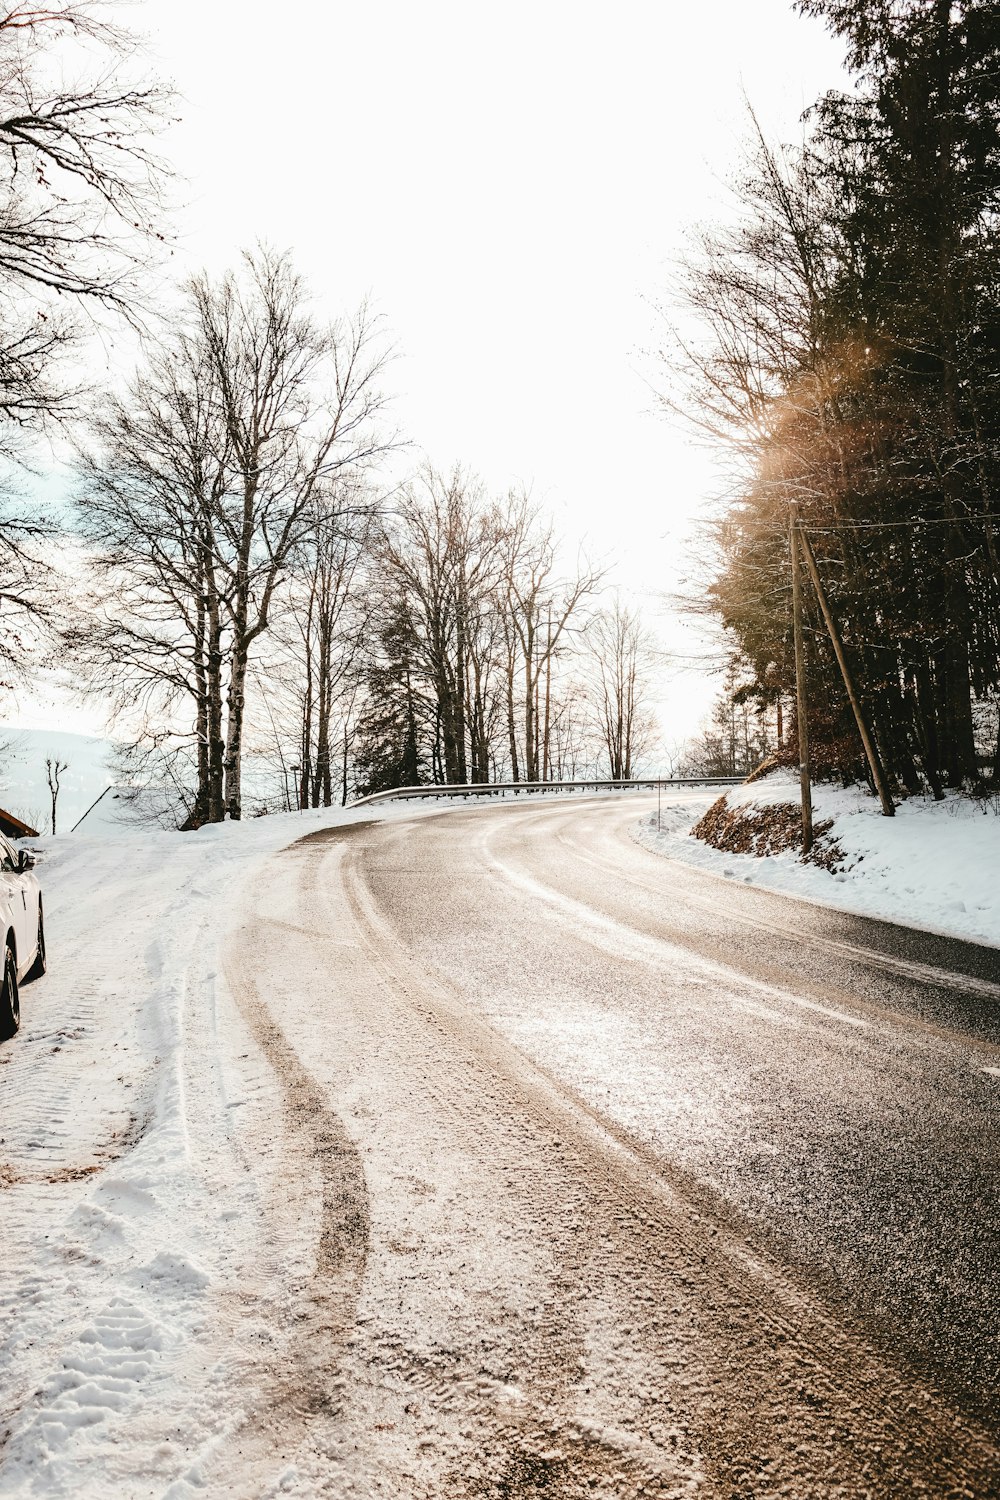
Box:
[633,770,1000,948]
[0,802,425,1498]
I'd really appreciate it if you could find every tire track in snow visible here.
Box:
[329,824,699,1499]
[224,922,371,1303]
[0,979,148,1182]
[214,841,372,1484]
[202,826,692,1498]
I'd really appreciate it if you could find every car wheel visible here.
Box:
[24,908,46,982]
[0,942,19,1040]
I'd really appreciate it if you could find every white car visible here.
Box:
[0,834,45,1040]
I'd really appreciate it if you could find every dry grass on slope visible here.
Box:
[691,795,856,874]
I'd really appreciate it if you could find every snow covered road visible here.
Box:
[2,793,999,1497]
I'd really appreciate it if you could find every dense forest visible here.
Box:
[670,0,1000,796]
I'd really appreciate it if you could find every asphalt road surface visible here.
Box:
[221,794,1000,1499]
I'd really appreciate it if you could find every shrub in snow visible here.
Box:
[691,794,853,873]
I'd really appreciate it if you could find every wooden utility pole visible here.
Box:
[789,506,813,853]
[797,524,895,818]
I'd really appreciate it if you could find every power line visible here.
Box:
[801,514,1000,531]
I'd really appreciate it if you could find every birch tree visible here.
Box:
[76,249,393,823]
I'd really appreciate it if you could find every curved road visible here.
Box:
[221,794,1000,1498]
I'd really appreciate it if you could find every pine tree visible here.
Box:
[352,599,431,797]
[672,0,1000,792]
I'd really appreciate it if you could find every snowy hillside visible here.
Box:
[0,729,115,835]
[0,729,298,834]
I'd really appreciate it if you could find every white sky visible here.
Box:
[15,0,848,745]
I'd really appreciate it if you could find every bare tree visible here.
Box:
[375,467,504,785]
[72,320,230,823]
[45,755,67,835]
[0,1,172,437]
[356,477,606,792]
[276,481,375,808]
[499,494,602,781]
[194,251,393,818]
[545,679,595,780]
[0,1,173,712]
[588,597,659,779]
[0,508,60,690]
[682,669,776,779]
[74,249,394,824]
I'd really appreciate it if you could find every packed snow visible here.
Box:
[633,771,1000,948]
[0,801,429,1496]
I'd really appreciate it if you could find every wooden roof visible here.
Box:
[0,807,39,839]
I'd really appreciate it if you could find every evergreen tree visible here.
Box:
[352,598,431,797]
[672,0,1000,792]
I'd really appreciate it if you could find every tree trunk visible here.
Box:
[300,583,316,810]
[523,620,536,781]
[205,550,226,824]
[224,639,248,820]
[342,728,349,807]
[506,657,519,783]
[542,610,552,781]
[192,583,210,827]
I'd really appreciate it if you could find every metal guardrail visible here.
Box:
[350,777,742,809]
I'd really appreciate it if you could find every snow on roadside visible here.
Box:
[0,798,462,1498]
[633,771,1000,948]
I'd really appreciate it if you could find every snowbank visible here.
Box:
[0,797,464,1496]
[634,771,1000,948]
